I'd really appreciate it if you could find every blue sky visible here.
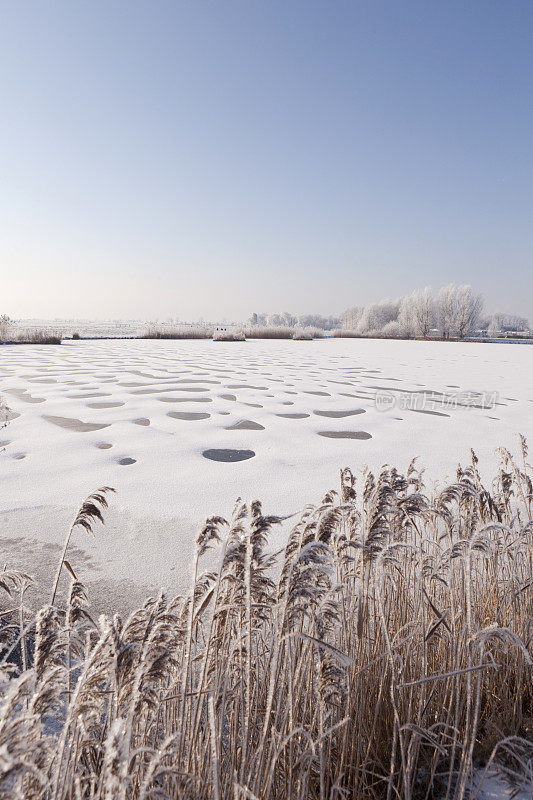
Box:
[1,1,532,321]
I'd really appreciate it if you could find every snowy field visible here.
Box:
[1,337,532,614]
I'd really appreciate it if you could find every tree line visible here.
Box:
[250,284,529,340]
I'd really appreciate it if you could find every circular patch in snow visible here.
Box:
[313,409,366,418]
[202,449,255,462]
[318,431,372,440]
[87,401,125,409]
[225,420,265,431]
[168,412,210,421]
[118,457,136,465]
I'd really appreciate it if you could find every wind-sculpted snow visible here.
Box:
[0,337,532,611]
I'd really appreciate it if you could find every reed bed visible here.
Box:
[2,328,63,345]
[0,444,532,799]
[244,326,324,339]
[142,325,214,339]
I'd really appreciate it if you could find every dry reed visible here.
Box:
[142,326,214,339]
[0,444,531,799]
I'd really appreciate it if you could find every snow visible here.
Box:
[469,769,531,800]
[1,337,532,613]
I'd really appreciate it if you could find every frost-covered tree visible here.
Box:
[357,299,400,335]
[397,296,415,338]
[488,312,530,336]
[381,319,402,338]
[410,287,435,338]
[435,284,483,339]
[0,315,11,342]
[341,306,363,330]
[436,284,458,339]
[298,314,341,330]
[454,285,483,338]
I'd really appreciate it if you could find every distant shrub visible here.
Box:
[213,327,245,341]
[72,332,80,340]
[292,327,315,340]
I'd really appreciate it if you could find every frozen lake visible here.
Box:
[1,337,532,613]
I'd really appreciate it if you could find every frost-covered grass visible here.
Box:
[0,445,531,799]
[2,328,63,345]
[143,324,214,339]
[244,325,325,339]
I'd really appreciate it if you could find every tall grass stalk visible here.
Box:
[0,446,531,799]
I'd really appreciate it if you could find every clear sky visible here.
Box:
[1,1,532,321]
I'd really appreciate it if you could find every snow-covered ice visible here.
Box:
[1,337,532,613]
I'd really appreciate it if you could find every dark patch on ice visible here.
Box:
[67,392,112,398]
[87,401,125,408]
[203,448,255,462]
[304,391,330,396]
[118,457,136,465]
[168,412,210,421]
[131,387,210,394]
[96,442,113,449]
[226,420,265,430]
[157,396,212,403]
[318,431,372,440]
[43,415,111,432]
[174,379,221,385]
[409,409,450,417]
[227,384,268,390]
[276,413,310,419]
[133,418,150,426]
[314,409,365,418]
[4,388,46,403]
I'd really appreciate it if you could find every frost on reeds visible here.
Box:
[0,445,532,799]
[142,325,214,339]
[244,326,325,339]
[1,327,63,345]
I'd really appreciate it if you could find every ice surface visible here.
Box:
[1,337,532,613]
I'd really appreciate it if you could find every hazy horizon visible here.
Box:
[1,1,532,321]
